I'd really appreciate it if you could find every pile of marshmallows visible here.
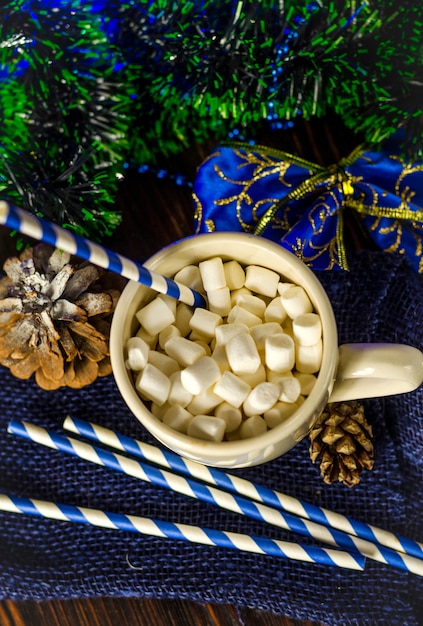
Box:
[125,257,322,442]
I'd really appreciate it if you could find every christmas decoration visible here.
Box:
[0,1,132,240]
[309,401,374,487]
[0,244,123,390]
[0,1,423,240]
[121,0,423,149]
[193,139,423,272]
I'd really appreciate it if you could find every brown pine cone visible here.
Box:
[309,401,374,487]
[0,243,124,390]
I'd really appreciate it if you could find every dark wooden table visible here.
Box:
[0,116,360,625]
[0,597,322,625]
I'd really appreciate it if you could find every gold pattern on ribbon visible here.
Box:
[193,191,203,234]
[251,144,365,237]
[213,148,300,232]
[301,190,345,269]
[195,141,423,271]
[394,158,423,199]
[205,219,216,232]
[245,144,423,271]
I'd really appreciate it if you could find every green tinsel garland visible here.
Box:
[0,1,132,240]
[1,0,422,239]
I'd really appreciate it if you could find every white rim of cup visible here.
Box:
[110,232,338,463]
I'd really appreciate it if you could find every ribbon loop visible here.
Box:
[193,139,423,272]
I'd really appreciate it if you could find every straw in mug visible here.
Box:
[0,493,363,569]
[8,419,423,577]
[63,416,423,563]
[0,201,206,308]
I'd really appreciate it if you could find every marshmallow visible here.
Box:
[282,317,294,337]
[211,344,230,373]
[164,336,206,367]
[264,333,295,373]
[194,340,212,356]
[148,350,180,377]
[239,415,267,439]
[264,297,287,323]
[277,282,294,295]
[186,388,222,414]
[281,285,313,319]
[292,313,322,346]
[189,307,223,338]
[214,402,243,432]
[225,426,242,441]
[135,363,170,406]
[226,333,261,375]
[175,303,193,337]
[188,328,208,342]
[151,401,171,419]
[173,265,204,291]
[136,325,158,348]
[238,363,267,387]
[263,401,298,428]
[250,322,283,352]
[198,257,226,291]
[296,340,323,373]
[223,260,245,290]
[266,367,286,382]
[272,374,301,403]
[129,256,326,443]
[236,293,266,318]
[296,394,306,407]
[187,415,226,442]
[207,286,231,316]
[213,370,251,408]
[215,322,249,346]
[243,382,279,417]
[227,305,262,328]
[158,325,181,350]
[136,296,176,335]
[125,336,149,371]
[230,287,253,306]
[168,371,194,407]
[294,372,317,396]
[244,265,280,297]
[162,405,194,434]
[157,293,177,316]
[180,356,221,395]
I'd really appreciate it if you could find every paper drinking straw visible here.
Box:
[8,419,423,576]
[0,494,363,570]
[8,420,364,566]
[63,416,423,563]
[0,201,206,308]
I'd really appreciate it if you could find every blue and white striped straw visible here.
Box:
[63,416,423,563]
[0,201,206,308]
[0,493,362,569]
[8,419,423,576]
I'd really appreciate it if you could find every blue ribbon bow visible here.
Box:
[193,139,423,272]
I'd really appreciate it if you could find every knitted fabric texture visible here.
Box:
[0,250,422,625]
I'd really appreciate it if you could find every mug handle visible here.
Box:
[328,343,423,403]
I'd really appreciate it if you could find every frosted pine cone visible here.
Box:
[309,401,374,487]
[0,243,123,390]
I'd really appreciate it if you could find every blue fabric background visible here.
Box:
[1,250,422,625]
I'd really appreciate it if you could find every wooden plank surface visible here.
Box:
[0,597,322,626]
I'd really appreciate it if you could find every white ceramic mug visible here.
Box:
[110,232,423,468]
